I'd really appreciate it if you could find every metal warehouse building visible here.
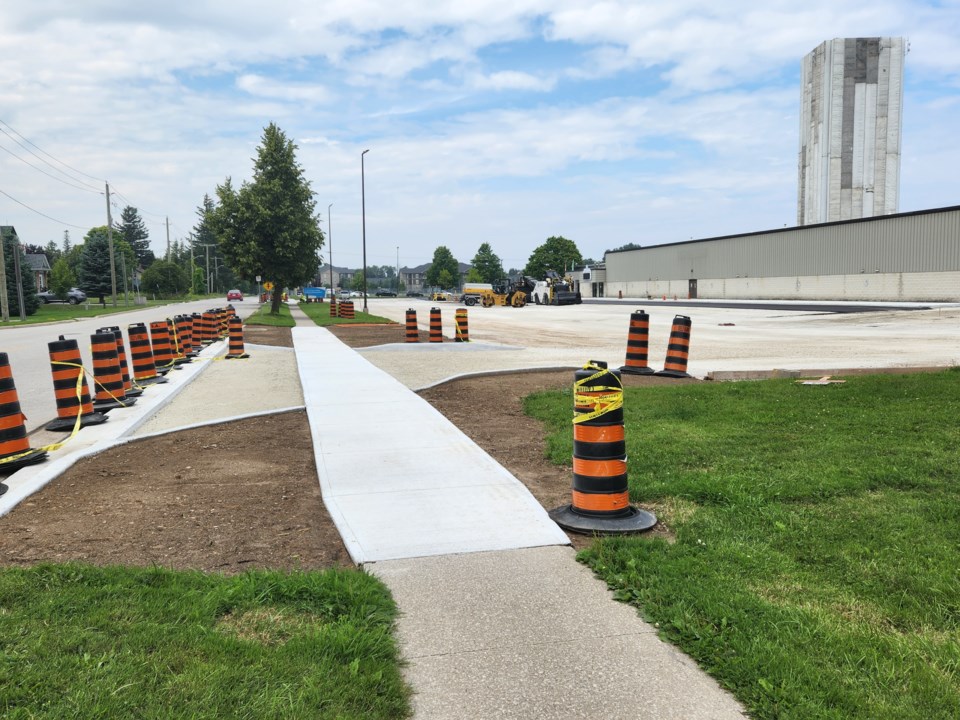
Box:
[603,205,960,302]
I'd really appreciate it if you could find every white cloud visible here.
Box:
[236,75,330,104]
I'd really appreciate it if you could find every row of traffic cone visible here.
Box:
[620,311,692,378]
[404,307,470,343]
[0,308,249,496]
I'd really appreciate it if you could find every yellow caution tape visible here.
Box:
[572,361,623,425]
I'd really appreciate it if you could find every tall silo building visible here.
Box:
[797,37,905,225]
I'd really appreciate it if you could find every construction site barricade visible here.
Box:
[128,323,167,385]
[405,309,419,343]
[98,326,142,398]
[0,352,48,474]
[455,308,469,343]
[340,301,355,319]
[549,360,656,535]
[429,307,443,343]
[225,316,250,359]
[655,315,693,378]
[620,309,655,375]
[150,321,177,372]
[46,336,108,431]
[90,331,131,412]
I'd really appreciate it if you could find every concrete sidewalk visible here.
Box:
[291,318,746,718]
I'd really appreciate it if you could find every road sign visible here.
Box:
[263,281,274,291]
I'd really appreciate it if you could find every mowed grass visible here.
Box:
[0,296,220,327]
[298,301,394,326]
[245,302,296,327]
[525,370,960,719]
[0,564,410,719]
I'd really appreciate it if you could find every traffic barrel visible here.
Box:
[98,326,143,398]
[340,301,355,319]
[190,313,205,348]
[90,331,133,412]
[405,309,419,343]
[225,315,249,359]
[218,308,229,337]
[45,336,108,431]
[330,297,338,318]
[549,360,656,535]
[128,323,167,386]
[429,307,443,343]
[655,315,693,378]
[167,318,189,365]
[201,312,218,344]
[455,308,469,343]
[619,310,655,376]
[175,315,196,358]
[150,321,177,372]
[0,353,48,474]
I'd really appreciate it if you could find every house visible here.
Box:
[25,253,51,291]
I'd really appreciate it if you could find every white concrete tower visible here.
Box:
[798,37,905,225]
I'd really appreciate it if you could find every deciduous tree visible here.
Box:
[209,124,324,315]
[523,236,583,279]
[425,246,459,288]
[470,243,504,283]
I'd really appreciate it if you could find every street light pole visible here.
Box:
[361,148,369,314]
[327,203,333,296]
[396,246,399,293]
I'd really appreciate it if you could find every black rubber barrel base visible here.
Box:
[174,357,192,365]
[135,376,168,386]
[0,448,48,474]
[654,369,691,378]
[620,365,655,376]
[549,504,657,535]
[45,412,108,432]
[93,399,126,412]
[0,482,6,497]
[225,353,249,359]
[125,388,144,398]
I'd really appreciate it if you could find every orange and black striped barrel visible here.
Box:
[340,301,355,319]
[225,316,249,359]
[0,353,47,470]
[90,332,128,411]
[455,308,469,343]
[570,361,629,517]
[620,310,655,375]
[175,315,195,357]
[405,309,419,343]
[330,297,338,318]
[429,307,443,343]
[191,313,205,347]
[98,326,142,397]
[218,308,229,337]
[128,323,166,384]
[202,312,218,343]
[46,336,107,431]
[150,321,175,371]
[655,315,692,378]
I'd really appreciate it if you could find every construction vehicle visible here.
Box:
[531,270,582,305]
[461,279,528,307]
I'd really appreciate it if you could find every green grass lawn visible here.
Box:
[298,301,393,326]
[0,564,410,719]
[525,369,960,719]
[244,302,296,327]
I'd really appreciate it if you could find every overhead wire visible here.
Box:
[0,119,105,184]
[0,142,103,195]
[0,188,89,230]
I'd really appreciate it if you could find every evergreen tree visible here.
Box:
[209,124,324,315]
[117,206,151,267]
[470,242,504,283]
[1,228,40,315]
[425,246,459,288]
[44,240,62,264]
[78,227,116,302]
[62,230,72,256]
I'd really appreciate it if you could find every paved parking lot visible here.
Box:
[359,298,960,389]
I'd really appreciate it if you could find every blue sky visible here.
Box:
[1,1,958,273]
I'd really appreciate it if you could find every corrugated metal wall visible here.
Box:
[606,206,960,282]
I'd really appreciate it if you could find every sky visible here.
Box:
[1,1,958,275]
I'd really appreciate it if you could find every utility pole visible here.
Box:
[165,216,171,260]
[198,244,216,294]
[327,203,333,293]
[0,233,8,322]
[105,182,118,306]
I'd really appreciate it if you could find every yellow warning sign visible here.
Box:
[263,281,274,291]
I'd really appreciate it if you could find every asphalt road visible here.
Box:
[1,298,259,434]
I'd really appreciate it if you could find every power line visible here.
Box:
[0,125,103,193]
[0,141,103,195]
[0,187,89,230]
[0,118,105,184]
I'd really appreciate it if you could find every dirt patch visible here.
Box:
[0,325,677,571]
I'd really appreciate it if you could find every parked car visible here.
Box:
[36,287,86,305]
[375,288,398,297]
[227,289,243,301]
[350,290,363,298]
[405,290,424,297]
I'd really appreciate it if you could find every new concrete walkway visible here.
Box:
[290,305,746,718]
